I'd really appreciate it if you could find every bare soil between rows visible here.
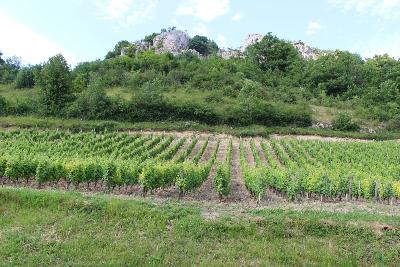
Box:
[1,177,398,209]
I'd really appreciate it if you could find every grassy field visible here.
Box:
[0,187,399,266]
[0,84,39,103]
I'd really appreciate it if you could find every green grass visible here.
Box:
[0,187,399,266]
[0,84,40,103]
[105,86,135,100]
[105,86,237,114]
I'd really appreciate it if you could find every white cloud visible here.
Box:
[96,0,158,28]
[217,34,227,47]
[306,20,324,36]
[175,0,231,22]
[351,34,400,59]
[329,0,400,19]
[232,12,243,21]
[0,9,77,66]
[190,22,209,36]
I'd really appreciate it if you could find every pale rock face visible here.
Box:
[217,49,241,59]
[240,34,263,53]
[133,40,150,52]
[180,49,202,57]
[292,41,323,60]
[121,30,326,61]
[121,40,149,56]
[152,30,190,55]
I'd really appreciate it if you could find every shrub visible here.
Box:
[36,160,65,184]
[0,158,7,176]
[67,86,114,120]
[332,112,360,132]
[139,161,180,194]
[386,114,400,131]
[0,96,7,115]
[4,158,37,182]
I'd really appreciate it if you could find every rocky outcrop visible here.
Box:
[121,29,326,61]
[179,49,202,57]
[218,49,241,59]
[292,41,325,60]
[152,30,190,55]
[240,34,263,53]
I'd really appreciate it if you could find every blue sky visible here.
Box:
[1,0,400,66]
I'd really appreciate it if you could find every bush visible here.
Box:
[4,158,38,182]
[332,112,360,132]
[0,96,7,115]
[67,86,114,120]
[7,99,37,115]
[386,114,400,131]
[36,160,66,184]
[226,101,312,127]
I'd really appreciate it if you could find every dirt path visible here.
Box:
[187,138,205,161]
[244,138,256,167]
[263,140,283,167]
[272,134,373,143]
[171,137,190,161]
[228,139,254,203]
[254,138,268,166]
[187,139,222,201]
[198,139,216,164]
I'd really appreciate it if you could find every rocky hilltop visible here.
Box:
[152,30,190,54]
[123,30,325,60]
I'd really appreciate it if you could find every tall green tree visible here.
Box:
[0,51,4,65]
[15,67,35,89]
[189,35,219,56]
[105,40,130,59]
[305,51,366,96]
[246,33,302,72]
[0,56,21,84]
[39,54,72,114]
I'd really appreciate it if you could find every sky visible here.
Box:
[1,0,400,66]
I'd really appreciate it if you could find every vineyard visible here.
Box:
[0,129,399,204]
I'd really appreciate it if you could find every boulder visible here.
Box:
[292,41,324,60]
[152,30,190,55]
[240,34,263,53]
[217,49,241,59]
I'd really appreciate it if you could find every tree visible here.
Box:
[305,51,366,96]
[365,55,400,86]
[0,56,21,84]
[189,35,219,56]
[0,96,7,115]
[39,54,72,114]
[122,44,137,57]
[105,40,130,59]
[247,33,302,72]
[235,80,265,124]
[0,51,4,65]
[15,67,35,89]
[144,33,158,46]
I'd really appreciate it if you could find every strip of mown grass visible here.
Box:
[1,115,399,140]
[0,187,399,266]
